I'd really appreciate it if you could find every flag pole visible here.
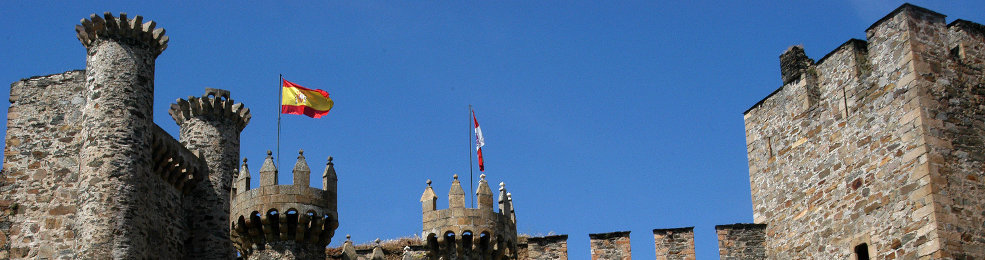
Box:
[278,74,283,168]
[469,104,475,208]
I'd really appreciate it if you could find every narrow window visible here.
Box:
[766,137,774,158]
[854,243,870,260]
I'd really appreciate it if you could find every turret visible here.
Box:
[231,150,340,259]
[323,157,338,212]
[170,88,251,259]
[421,175,519,260]
[74,12,197,258]
[449,174,466,208]
[476,174,494,209]
[421,180,437,213]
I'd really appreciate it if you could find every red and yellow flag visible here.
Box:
[281,79,333,118]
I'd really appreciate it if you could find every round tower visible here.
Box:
[74,12,177,258]
[421,174,519,260]
[169,88,251,259]
[231,150,340,259]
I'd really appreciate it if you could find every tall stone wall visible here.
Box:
[589,231,630,260]
[715,224,765,260]
[527,235,568,260]
[743,4,985,259]
[1,71,86,259]
[652,227,694,260]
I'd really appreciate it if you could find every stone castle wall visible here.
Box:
[743,4,985,259]
[1,71,86,259]
[715,224,765,260]
[526,235,568,260]
[588,231,630,260]
[652,227,694,260]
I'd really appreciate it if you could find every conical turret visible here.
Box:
[293,150,311,187]
[323,156,338,211]
[233,158,250,197]
[421,179,437,213]
[449,174,465,208]
[259,150,277,186]
[476,174,494,209]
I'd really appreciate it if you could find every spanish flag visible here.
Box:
[281,79,333,118]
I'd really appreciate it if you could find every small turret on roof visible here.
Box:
[449,174,465,208]
[476,174,494,209]
[421,179,437,212]
[259,150,277,186]
[293,149,310,187]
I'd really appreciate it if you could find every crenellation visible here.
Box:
[588,231,631,260]
[715,224,766,260]
[653,227,695,260]
[527,235,568,260]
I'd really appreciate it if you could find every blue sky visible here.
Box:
[2,1,984,259]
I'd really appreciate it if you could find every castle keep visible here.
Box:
[743,4,985,259]
[1,3,984,260]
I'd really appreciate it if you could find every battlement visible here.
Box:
[421,174,518,259]
[169,88,252,131]
[75,12,169,57]
[75,12,169,56]
[230,150,340,256]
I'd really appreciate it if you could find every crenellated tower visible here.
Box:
[231,150,340,259]
[421,174,518,260]
[169,88,251,259]
[73,12,210,258]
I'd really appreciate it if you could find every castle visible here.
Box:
[2,3,984,260]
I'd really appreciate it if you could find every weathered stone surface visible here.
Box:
[744,3,985,259]
[653,227,694,260]
[420,175,518,260]
[2,70,85,260]
[230,151,339,259]
[715,224,765,260]
[527,235,568,260]
[588,231,630,260]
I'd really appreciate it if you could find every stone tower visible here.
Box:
[73,12,210,258]
[743,4,985,259]
[170,88,252,258]
[231,150,340,259]
[421,174,518,260]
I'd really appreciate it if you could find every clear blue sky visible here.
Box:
[2,1,984,259]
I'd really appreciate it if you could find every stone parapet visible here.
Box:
[653,227,695,260]
[421,174,518,259]
[169,88,252,132]
[149,124,207,193]
[589,231,631,260]
[231,150,339,258]
[527,235,568,260]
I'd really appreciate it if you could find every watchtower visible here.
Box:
[421,174,518,260]
[73,12,210,258]
[231,150,340,259]
[170,88,252,258]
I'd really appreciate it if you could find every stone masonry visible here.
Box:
[589,231,631,260]
[420,174,519,260]
[4,3,985,260]
[526,235,568,260]
[714,224,766,260]
[743,3,985,259]
[230,150,340,259]
[652,227,695,260]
